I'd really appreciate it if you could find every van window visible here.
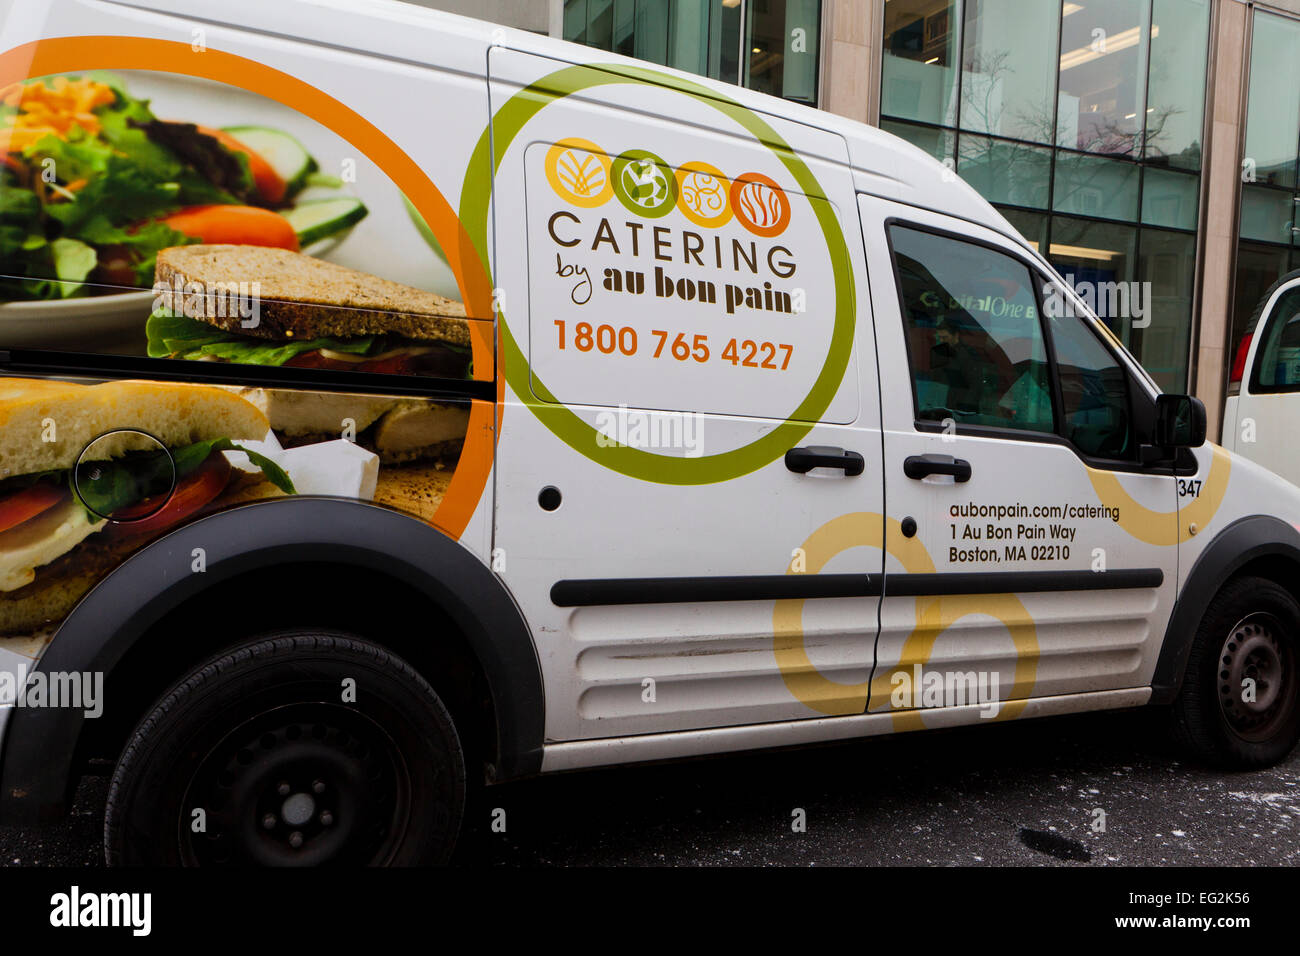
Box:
[888,224,1054,436]
[1253,288,1300,391]
[1046,304,1133,459]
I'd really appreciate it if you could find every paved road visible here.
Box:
[3,708,1298,866]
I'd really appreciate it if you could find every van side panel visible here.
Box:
[487,49,889,742]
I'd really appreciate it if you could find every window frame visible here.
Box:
[1247,282,1300,395]
[883,216,1161,474]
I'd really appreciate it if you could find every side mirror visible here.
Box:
[1156,394,1207,448]
[1142,395,1206,465]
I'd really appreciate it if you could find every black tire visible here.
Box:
[1170,576,1300,769]
[104,632,465,865]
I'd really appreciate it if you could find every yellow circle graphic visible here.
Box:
[674,161,732,228]
[545,137,612,208]
[773,512,1039,723]
[1088,444,1231,546]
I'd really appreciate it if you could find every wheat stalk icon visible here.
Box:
[558,149,605,197]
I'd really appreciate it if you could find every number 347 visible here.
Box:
[1178,479,1203,498]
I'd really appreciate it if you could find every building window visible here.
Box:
[879,0,1209,393]
[1231,9,1300,366]
[562,0,820,104]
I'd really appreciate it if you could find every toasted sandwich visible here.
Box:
[228,387,470,465]
[0,378,292,635]
[146,245,473,378]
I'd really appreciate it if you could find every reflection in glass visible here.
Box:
[1144,0,1208,169]
[881,119,955,165]
[1136,229,1194,392]
[959,135,1051,208]
[882,0,962,126]
[1239,187,1297,246]
[1052,152,1139,221]
[1056,0,1151,155]
[1048,216,1136,337]
[999,208,1049,254]
[746,0,821,103]
[1141,168,1198,231]
[960,0,1059,143]
[889,224,1055,435]
[1243,10,1300,190]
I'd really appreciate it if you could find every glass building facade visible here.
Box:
[880,0,1209,392]
[1232,8,1300,367]
[562,0,823,104]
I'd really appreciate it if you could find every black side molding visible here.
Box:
[551,574,877,606]
[886,568,1163,596]
[551,568,1164,607]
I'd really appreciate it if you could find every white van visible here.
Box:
[1222,269,1300,482]
[0,0,1298,866]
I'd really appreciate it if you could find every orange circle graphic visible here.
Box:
[730,172,790,237]
[674,161,732,228]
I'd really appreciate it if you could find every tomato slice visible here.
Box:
[108,453,232,537]
[0,483,70,535]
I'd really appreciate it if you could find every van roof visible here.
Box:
[103,0,1029,252]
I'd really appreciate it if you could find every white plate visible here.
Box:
[0,291,156,352]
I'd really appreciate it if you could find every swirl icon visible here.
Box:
[546,138,613,208]
[675,161,732,228]
[731,172,791,237]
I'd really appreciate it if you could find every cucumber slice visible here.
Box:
[222,125,318,195]
[283,197,368,247]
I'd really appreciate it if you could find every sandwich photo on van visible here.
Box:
[145,245,475,378]
[0,378,293,637]
[228,386,472,522]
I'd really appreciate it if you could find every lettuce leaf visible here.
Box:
[76,436,295,522]
[146,308,375,366]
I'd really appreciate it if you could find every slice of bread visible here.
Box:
[156,244,473,345]
[0,378,270,479]
[372,462,454,524]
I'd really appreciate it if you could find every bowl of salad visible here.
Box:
[0,72,368,347]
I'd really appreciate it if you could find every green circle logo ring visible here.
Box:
[611,148,678,217]
[460,62,856,485]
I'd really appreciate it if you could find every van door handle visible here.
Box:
[904,454,972,482]
[785,446,864,477]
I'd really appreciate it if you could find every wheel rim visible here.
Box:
[1217,613,1297,743]
[179,703,412,866]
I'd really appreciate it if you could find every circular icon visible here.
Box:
[611,148,678,218]
[74,429,176,522]
[545,138,613,208]
[674,161,732,228]
[730,172,791,237]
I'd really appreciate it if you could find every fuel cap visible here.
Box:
[74,429,176,523]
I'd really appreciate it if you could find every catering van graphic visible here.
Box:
[1,1,1299,869]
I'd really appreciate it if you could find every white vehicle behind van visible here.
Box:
[1222,270,1300,481]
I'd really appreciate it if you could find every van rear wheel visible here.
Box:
[1170,577,1300,768]
[104,632,465,865]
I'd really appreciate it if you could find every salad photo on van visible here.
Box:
[0,0,1296,877]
